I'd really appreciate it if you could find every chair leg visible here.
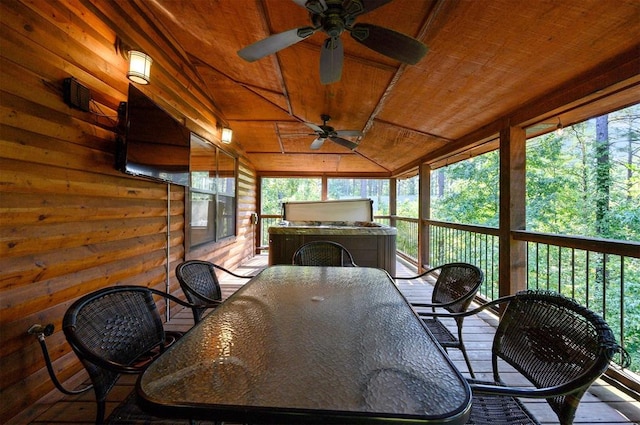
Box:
[96,399,106,424]
[457,324,475,378]
[459,343,475,378]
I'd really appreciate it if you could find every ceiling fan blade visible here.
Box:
[310,137,326,150]
[349,23,427,64]
[336,129,363,137]
[344,0,393,16]
[329,136,358,150]
[320,37,344,85]
[292,0,327,14]
[238,27,317,62]
[303,122,324,133]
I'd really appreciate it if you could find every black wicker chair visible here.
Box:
[62,285,218,424]
[292,240,357,267]
[421,290,630,425]
[176,260,254,323]
[396,262,483,377]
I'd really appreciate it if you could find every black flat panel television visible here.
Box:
[116,85,190,186]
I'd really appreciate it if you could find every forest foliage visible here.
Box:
[429,105,639,240]
[427,105,639,371]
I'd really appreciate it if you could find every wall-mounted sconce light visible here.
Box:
[127,50,153,85]
[116,37,153,85]
[555,117,564,136]
[221,127,233,144]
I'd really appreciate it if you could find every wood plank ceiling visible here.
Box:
[136,0,639,176]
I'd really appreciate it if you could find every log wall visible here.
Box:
[0,1,257,422]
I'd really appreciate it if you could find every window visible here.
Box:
[217,149,236,240]
[189,133,236,248]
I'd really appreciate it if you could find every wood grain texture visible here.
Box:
[0,1,256,422]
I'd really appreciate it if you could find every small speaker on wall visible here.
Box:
[63,77,90,112]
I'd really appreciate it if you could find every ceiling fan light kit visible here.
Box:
[237,0,428,84]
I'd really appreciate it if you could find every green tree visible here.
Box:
[430,152,499,226]
[328,178,390,216]
[527,133,574,233]
[595,115,611,236]
[261,178,321,214]
[397,175,419,217]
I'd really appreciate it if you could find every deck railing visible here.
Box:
[513,230,639,370]
[391,217,418,261]
[424,220,501,299]
[405,218,639,372]
[259,215,281,249]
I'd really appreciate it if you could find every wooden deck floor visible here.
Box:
[17,255,639,425]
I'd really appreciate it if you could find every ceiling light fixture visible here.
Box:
[555,117,564,136]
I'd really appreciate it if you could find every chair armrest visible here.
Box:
[416,295,516,318]
[211,263,255,279]
[411,290,478,309]
[147,287,221,309]
[469,377,598,399]
[392,267,437,280]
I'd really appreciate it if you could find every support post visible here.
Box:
[499,126,527,296]
[419,164,431,270]
[389,177,397,229]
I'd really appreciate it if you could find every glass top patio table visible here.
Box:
[137,265,471,424]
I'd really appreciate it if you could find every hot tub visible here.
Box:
[268,200,397,274]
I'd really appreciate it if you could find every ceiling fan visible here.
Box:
[304,114,362,150]
[237,0,428,84]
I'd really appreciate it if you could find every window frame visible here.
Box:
[186,133,237,250]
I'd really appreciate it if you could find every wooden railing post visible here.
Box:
[390,178,397,229]
[419,163,431,271]
[499,126,527,296]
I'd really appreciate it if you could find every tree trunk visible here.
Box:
[595,115,611,236]
[594,115,611,307]
[627,126,633,202]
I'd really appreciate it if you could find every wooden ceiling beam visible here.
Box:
[258,0,294,117]
[360,0,450,144]
[373,118,453,143]
[189,52,296,122]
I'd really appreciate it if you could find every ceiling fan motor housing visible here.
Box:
[319,125,335,136]
[324,14,345,37]
[310,0,358,38]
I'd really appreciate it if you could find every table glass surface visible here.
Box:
[138,265,471,423]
